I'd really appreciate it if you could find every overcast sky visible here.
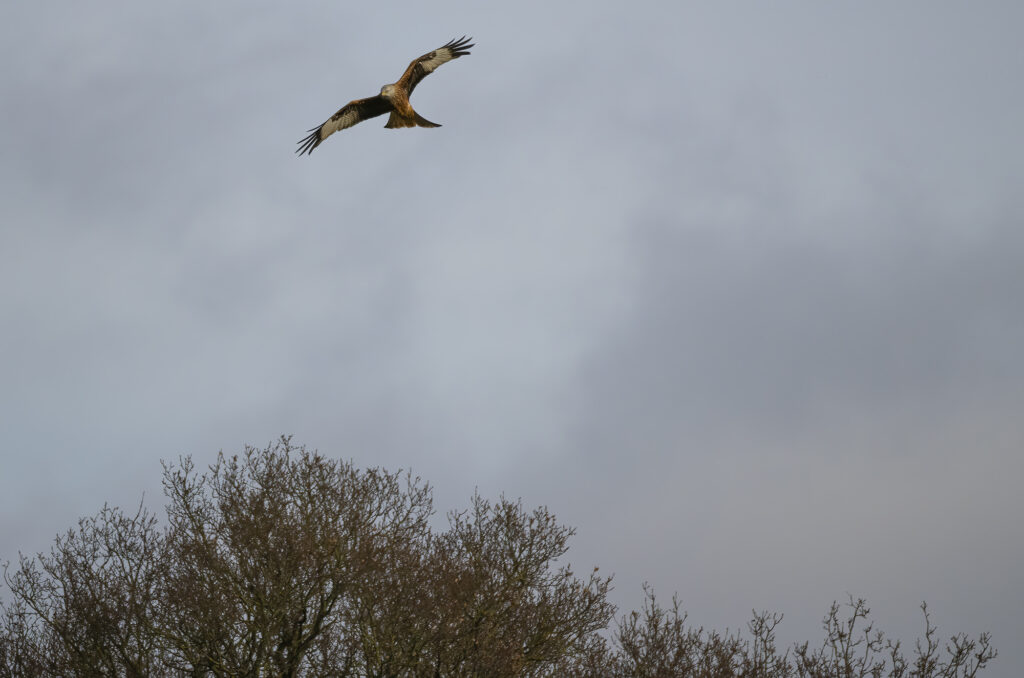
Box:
[2,1,1022,673]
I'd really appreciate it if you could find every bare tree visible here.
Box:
[0,438,999,678]
[792,598,997,678]
[156,439,433,677]
[3,502,165,677]
[595,589,996,678]
[416,494,614,677]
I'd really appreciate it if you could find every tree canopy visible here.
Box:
[1,438,996,677]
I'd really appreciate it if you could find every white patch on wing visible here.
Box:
[322,108,360,139]
[320,119,339,139]
[420,50,453,73]
[338,109,361,129]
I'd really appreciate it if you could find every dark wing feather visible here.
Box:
[296,95,393,155]
[396,36,474,96]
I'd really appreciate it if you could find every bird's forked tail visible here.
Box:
[385,111,441,128]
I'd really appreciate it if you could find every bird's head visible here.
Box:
[380,84,397,100]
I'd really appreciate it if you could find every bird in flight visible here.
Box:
[297,36,474,156]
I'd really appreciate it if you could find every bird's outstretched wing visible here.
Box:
[296,95,393,155]
[396,36,474,95]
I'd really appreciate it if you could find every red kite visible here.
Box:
[297,36,474,156]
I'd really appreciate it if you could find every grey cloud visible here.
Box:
[2,3,1023,675]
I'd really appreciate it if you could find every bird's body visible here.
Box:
[297,37,473,155]
[379,83,436,129]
